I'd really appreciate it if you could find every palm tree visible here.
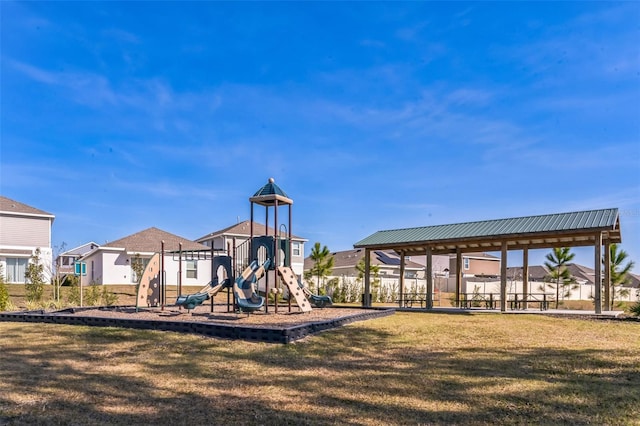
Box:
[544,247,576,309]
[607,244,635,310]
[307,242,334,294]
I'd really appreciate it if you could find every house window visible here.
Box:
[463,257,470,270]
[292,242,301,256]
[186,260,197,279]
[6,258,29,283]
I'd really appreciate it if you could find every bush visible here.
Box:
[0,281,9,311]
[102,287,119,306]
[630,302,640,317]
[85,284,101,306]
[67,281,80,306]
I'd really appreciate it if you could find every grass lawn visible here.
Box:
[1,312,639,425]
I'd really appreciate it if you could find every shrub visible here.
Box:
[67,281,81,306]
[101,287,119,306]
[630,302,640,317]
[85,284,101,306]
[0,281,9,311]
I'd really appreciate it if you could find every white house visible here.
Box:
[79,227,211,286]
[196,220,307,276]
[0,196,55,284]
[56,242,100,282]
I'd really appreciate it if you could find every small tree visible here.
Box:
[607,244,635,310]
[131,253,146,292]
[25,248,46,303]
[52,242,68,303]
[306,243,334,294]
[544,247,577,309]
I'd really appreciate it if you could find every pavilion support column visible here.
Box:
[594,233,602,314]
[426,247,433,309]
[604,239,611,312]
[364,249,371,307]
[455,249,462,308]
[500,242,508,312]
[522,248,529,310]
[399,252,405,308]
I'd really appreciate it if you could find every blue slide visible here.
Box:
[233,259,271,312]
[175,277,230,310]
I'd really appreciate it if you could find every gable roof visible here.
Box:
[103,227,208,253]
[304,248,424,271]
[0,196,55,219]
[354,208,621,255]
[506,263,640,288]
[196,220,306,242]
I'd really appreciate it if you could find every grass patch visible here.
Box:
[1,312,638,425]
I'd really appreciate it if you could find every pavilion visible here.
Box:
[353,208,622,314]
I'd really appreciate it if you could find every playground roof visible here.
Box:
[354,208,621,255]
[250,178,293,206]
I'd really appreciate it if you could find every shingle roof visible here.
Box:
[354,208,621,253]
[104,227,208,253]
[0,196,54,218]
[196,220,306,242]
[304,248,424,271]
[505,263,640,287]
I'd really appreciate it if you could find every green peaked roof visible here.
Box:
[354,208,621,253]
[250,178,293,206]
[253,178,289,198]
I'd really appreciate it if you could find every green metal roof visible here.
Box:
[253,178,289,198]
[354,208,620,249]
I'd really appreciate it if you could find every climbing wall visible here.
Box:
[276,266,312,313]
[136,252,161,308]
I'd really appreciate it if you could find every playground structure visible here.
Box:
[136,178,331,314]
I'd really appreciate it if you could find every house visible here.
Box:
[196,220,307,276]
[0,196,55,283]
[79,227,211,286]
[448,252,501,277]
[56,242,100,281]
[313,248,428,279]
[506,263,640,288]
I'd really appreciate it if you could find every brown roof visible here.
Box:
[0,196,54,218]
[104,227,208,253]
[305,248,424,271]
[197,220,306,242]
[506,263,640,287]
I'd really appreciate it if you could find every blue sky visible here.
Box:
[2,2,639,271]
